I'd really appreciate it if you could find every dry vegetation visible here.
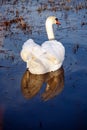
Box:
[36,0,87,13]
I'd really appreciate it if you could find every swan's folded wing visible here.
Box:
[20,39,44,62]
[42,40,65,64]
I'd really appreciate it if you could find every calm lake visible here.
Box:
[0,0,87,130]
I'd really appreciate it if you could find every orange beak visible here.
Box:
[56,20,61,25]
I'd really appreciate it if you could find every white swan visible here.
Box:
[20,16,65,74]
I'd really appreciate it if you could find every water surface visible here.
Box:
[0,0,87,130]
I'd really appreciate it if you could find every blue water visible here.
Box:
[0,0,87,130]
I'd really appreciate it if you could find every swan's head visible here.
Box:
[46,16,61,25]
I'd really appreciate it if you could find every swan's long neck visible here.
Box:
[45,20,55,40]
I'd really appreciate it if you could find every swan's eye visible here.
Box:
[55,18,61,25]
[55,18,58,21]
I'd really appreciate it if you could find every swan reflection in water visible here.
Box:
[21,67,64,101]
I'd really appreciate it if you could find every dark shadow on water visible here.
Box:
[21,67,64,101]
